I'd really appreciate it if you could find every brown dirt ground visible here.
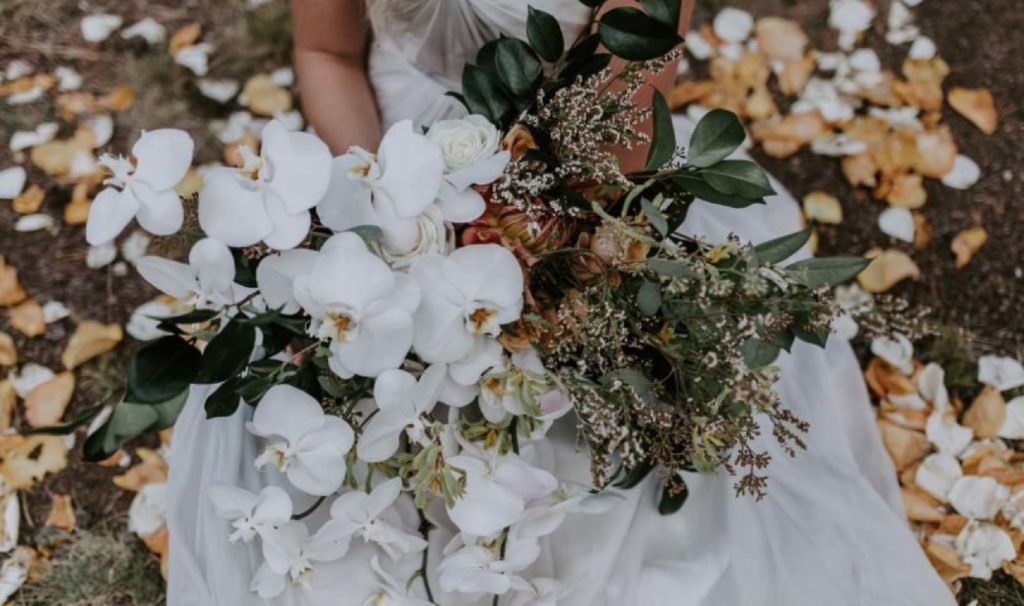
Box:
[0,0,1021,603]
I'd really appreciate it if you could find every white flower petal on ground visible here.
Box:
[175,43,214,76]
[10,363,55,398]
[0,167,26,200]
[955,521,1016,580]
[357,365,444,463]
[128,482,166,536]
[14,213,55,232]
[712,8,754,43]
[0,547,32,603]
[829,0,875,50]
[40,301,69,324]
[199,120,329,249]
[948,476,1010,520]
[870,334,914,375]
[685,30,715,60]
[81,14,123,43]
[914,453,962,501]
[878,207,915,243]
[209,484,292,543]
[198,79,240,104]
[120,17,166,45]
[0,495,18,554]
[54,66,83,91]
[249,384,354,496]
[978,355,1024,392]
[926,412,973,457]
[908,36,936,60]
[917,363,950,411]
[328,478,427,560]
[998,397,1024,439]
[9,123,59,152]
[941,155,981,190]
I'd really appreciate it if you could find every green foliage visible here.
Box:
[126,336,201,404]
[687,109,747,168]
[527,7,564,62]
[644,90,676,171]
[598,8,682,61]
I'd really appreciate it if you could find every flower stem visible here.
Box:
[416,507,436,603]
[292,495,326,521]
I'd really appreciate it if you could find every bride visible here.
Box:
[167,1,955,604]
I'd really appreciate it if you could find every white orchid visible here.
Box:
[364,555,435,606]
[478,348,571,427]
[199,119,331,250]
[135,238,248,308]
[255,248,319,315]
[955,521,1016,580]
[208,484,292,543]
[447,452,557,537]
[977,355,1024,392]
[251,520,352,598]
[249,384,355,496]
[411,244,523,377]
[357,366,445,463]
[508,578,574,606]
[426,115,510,223]
[293,233,420,378]
[316,120,446,261]
[437,544,526,597]
[86,129,193,245]
[327,478,427,560]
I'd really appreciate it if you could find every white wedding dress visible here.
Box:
[167,2,955,605]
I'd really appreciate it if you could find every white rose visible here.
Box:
[377,205,453,269]
[427,115,501,172]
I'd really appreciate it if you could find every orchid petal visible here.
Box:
[331,309,413,378]
[449,338,503,386]
[316,155,379,232]
[188,238,235,296]
[86,187,139,245]
[208,484,258,519]
[131,128,194,191]
[256,249,318,315]
[250,384,326,445]
[261,120,333,214]
[445,244,523,310]
[365,478,403,520]
[135,256,196,300]
[130,181,183,236]
[373,369,419,419]
[261,192,311,250]
[436,182,487,224]
[198,170,273,247]
[376,120,445,218]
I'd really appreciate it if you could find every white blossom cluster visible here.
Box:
[85,117,612,603]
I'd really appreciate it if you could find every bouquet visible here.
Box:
[75,1,868,602]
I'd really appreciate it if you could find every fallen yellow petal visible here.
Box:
[24,371,75,428]
[44,494,76,532]
[951,226,988,268]
[0,331,15,366]
[963,386,1006,439]
[8,299,46,338]
[0,434,68,490]
[61,320,123,369]
[802,191,843,224]
[948,86,998,134]
[857,249,921,293]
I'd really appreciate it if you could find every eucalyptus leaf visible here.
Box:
[644,90,676,171]
[126,336,201,404]
[646,258,695,279]
[83,402,160,462]
[699,160,775,199]
[640,197,669,236]
[637,281,662,316]
[598,8,681,61]
[753,228,811,265]
[741,338,781,369]
[205,376,243,419]
[527,6,564,62]
[641,0,682,28]
[688,109,747,168]
[785,256,871,287]
[195,319,257,384]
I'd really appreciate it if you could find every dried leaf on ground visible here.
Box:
[8,300,46,338]
[0,333,15,367]
[113,448,168,492]
[877,418,929,470]
[62,321,123,369]
[0,435,68,490]
[901,486,945,522]
[802,191,843,224]
[0,257,27,307]
[242,74,293,116]
[169,22,202,56]
[883,173,927,209]
[963,386,1006,439]
[948,87,998,134]
[951,226,988,268]
[0,381,14,430]
[44,494,76,532]
[754,17,808,62]
[12,185,45,214]
[857,249,921,293]
[24,372,75,428]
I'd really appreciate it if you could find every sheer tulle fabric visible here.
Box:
[167,2,955,604]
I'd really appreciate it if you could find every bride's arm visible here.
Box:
[291,0,381,153]
[603,0,695,173]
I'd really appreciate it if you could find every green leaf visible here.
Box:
[688,109,747,168]
[232,249,258,288]
[785,256,872,287]
[658,481,689,514]
[462,64,513,124]
[347,224,383,244]
[699,160,775,199]
[644,90,676,171]
[671,173,762,208]
[740,338,781,369]
[753,228,811,265]
[615,460,654,489]
[149,389,189,430]
[640,197,669,236]
[794,322,830,348]
[598,7,681,61]
[578,0,606,6]
[126,336,201,404]
[495,39,542,100]
[83,403,160,462]
[153,308,218,326]
[768,330,796,353]
[205,376,243,419]
[28,404,105,436]
[645,258,695,279]
[641,0,681,28]
[637,281,662,316]
[195,320,257,384]
[527,6,564,62]
[600,368,658,404]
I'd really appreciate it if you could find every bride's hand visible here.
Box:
[602,0,695,174]
[292,0,382,154]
